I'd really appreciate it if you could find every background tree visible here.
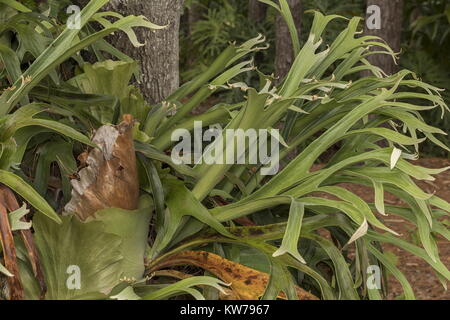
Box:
[187,1,204,36]
[248,0,267,23]
[275,0,302,82]
[363,0,404,75]
[103,0,184,104]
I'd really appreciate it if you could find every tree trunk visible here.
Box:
[363,0,404,76]
[188,2,204,36]
[248,0,267,23]
[275,0,302,82]
[103,0,183,104]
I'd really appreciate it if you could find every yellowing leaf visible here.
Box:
[151,250,318,300]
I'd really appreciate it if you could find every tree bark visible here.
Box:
[363,0,404,76]
[248,0,267,23]
[103,0,183,104]
[275,0,302,82]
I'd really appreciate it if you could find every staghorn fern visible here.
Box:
[0,0,449,300]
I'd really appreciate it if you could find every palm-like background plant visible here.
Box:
[0,0,449,300]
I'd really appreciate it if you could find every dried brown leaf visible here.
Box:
[64,115,139,220]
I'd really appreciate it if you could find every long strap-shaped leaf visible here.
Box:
[0,170,60,223]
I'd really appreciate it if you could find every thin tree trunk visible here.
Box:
[104,0,183,104]
[184,1,205,68]
[248,0,267,23]
[275,0,302,82]
[363,0,404,76]
[188,2,204,35]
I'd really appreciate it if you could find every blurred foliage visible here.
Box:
[180,0,275,105]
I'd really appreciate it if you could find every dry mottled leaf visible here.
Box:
[64,115,139,220]
[0,186,46,299]
[0,187,23,300]
[152,250,318,300]
[0,186,49,299]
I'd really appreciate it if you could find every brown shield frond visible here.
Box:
[64,115,139,220]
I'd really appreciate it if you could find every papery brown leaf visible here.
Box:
[64,115,139,220]
[0,185,46,299]
[151,250,318,300]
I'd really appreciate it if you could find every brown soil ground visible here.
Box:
[338,157,450,300]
